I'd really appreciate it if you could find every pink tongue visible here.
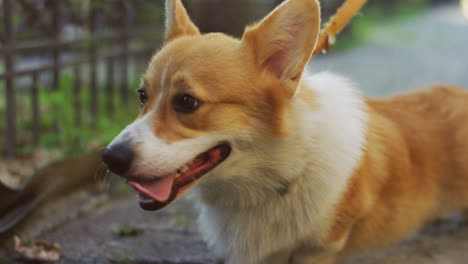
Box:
[127,174,176,203]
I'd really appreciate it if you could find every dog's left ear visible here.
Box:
[242,0,321,97]
[164,0,200,44]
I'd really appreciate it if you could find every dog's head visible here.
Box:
[103,0,321,210]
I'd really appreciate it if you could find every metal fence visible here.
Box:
[0,0,162,158]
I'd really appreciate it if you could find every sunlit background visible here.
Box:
[462,0,468,19]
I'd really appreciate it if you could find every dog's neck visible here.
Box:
[194,72,368,213]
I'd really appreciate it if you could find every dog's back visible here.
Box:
[368,85,468,206]
[332,85,468,258]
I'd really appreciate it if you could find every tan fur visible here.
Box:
[112,0,468,263]
[143,0,322,144]
[328,85,468,261]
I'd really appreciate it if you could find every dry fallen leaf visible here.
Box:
[14,236,60,262]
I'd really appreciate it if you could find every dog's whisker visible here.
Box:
[94,163,110,184]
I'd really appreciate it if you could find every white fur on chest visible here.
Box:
[194,72,368,264]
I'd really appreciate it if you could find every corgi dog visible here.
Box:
[102,0,468,263]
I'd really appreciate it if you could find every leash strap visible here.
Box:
[312,0,368,56]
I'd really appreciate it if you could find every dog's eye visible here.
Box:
[172,93,200,113]
[137,87,148,107]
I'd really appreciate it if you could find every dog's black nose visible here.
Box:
[102,142,134,175]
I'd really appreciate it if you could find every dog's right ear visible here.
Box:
[164,0,200,44]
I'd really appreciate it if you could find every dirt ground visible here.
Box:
[1,3,468,264]
[3,192,468,264]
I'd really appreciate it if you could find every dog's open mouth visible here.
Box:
[127,143,231,211]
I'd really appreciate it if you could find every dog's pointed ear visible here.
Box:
[164,0,200,44]
[242,0,321,97]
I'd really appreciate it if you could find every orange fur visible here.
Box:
[143,33,277,143]
[142,0,322,144]
[327,85,468,260]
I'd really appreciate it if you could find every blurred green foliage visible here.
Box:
[0,73,139,157]
[1,0,162,157]
[42,74,138,157]
[333,0,430,51]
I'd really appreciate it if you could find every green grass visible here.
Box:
[47,73,139,156]
[331,0,430,52]
[110,250,135,264]
[1,71,139,157]
[173,214,191,229]
[112,223,144,237]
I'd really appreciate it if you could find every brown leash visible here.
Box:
[312,0,368,56]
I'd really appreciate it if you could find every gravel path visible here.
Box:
[2,4,468,264]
